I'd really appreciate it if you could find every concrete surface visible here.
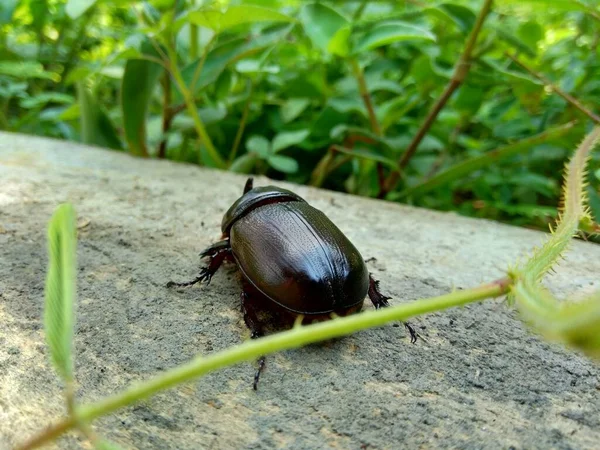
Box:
[0,132,599,450]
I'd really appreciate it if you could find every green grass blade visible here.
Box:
[44,203,78,382]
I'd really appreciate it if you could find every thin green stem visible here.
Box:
[166,44,226,168]
[17,277,510,450]
[228,82,254,165]
[506,53,600,124]
[350,58,382,137]
[191,35,216,93]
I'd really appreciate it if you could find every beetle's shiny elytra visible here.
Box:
[167,177,416,389]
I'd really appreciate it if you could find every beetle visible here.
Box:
[168,177,416,389]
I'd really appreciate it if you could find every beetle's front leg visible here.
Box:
[241,290,267,391]
[368,274,418,344]
[167,239,231,288]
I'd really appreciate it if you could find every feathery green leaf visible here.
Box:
[44,203,78,381]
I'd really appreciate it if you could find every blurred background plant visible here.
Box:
[1,0,599,233]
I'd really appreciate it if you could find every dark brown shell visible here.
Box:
[229,201,369,314]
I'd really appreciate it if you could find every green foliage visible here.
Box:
[44,203,77,383]
[2,0,600,229]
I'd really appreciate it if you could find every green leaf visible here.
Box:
[246,135,271,158]
[517,21,544,55]
[327,25,351,57]
[94,439,125,450]
[179,29,286,99]
[267,154,299,173]
[76,82,122,150]
[480,57,541,85]
[230,153,259,173]
[272,129,310,153]
[188,5,294,32]
[433,3,476,33]
[454,84,485,115]
[121,42,164,157]
[281,98,310,123]
[355,21,436,53]
[299,3,349,53]
[0,0,18,24]
[235,59,280,74]
[20,93,74,109]
[44,203,77,382]
[0,61,59,81]
[66,0,96,19]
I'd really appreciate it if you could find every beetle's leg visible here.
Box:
[199,239,230,259]
[243,177,254,194]
[167,240,231,288]
[368,274,418,344]
[241,290,266,391]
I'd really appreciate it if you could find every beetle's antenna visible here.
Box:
[244,177,254,194]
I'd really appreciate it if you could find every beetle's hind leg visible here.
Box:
[241,290,267,391]
[368,274,418,344]
[166,239,231,288]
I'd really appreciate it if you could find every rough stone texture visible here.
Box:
[0,132,599,450]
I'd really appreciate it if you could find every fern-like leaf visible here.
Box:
[44,203,77,382]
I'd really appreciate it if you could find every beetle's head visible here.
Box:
[221,177,306,234]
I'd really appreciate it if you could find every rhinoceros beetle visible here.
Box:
[168,177,416,389]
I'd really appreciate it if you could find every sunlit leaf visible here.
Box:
[355,21,436,53]
[44,203,77,382]
[272,129,310,153]
[327,25,351,57]
[230,153,259,173]
[267,154,299,173]
[66,0,96,19]
[246,135,271,158]
[281,98,310,123]
[20,93,74,109]
[188,5,294,32]
[299,3,349,53]
[0,62,59,81]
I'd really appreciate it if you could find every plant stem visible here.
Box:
[17,278,510,450]
[191,35,216,93]
[228,82,254,165]
[158,71,173,159]
[380,0,494,198]
[505,53,600,124]
[166,44,226,168]
[350,58,382,137]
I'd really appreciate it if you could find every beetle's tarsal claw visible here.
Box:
[166,275,204,289]
[368,274,391,309]
[404,322,418,344]
[199,267,213,285]
[253,356,266,391]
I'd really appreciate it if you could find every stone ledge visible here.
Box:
[1,132,598,450]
